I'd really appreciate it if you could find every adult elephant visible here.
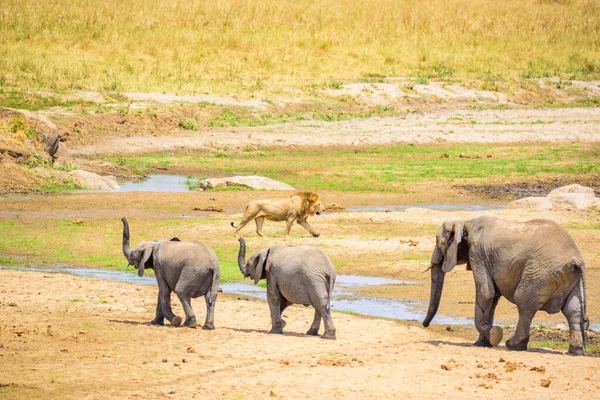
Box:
[121,217,220,329]
[237,238,336,339]
[422,215,588,355]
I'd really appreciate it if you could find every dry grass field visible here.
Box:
[1,0,599,95]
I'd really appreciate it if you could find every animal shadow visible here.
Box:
[427,340,564,355]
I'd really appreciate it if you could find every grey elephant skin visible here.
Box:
[237,238,336,339]
[121,217,220,329]
[423,215,588,355]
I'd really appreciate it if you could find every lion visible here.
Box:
[231,192,325,237]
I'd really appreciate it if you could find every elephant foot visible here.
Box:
[473,336,492,348]
[202,323,215,331]
[489,326,503,346]
[306,328,319,336]
[321,332,336,340]
[171,316,182,327]
[183,318,198,327]
[150,319,165,326]
[506,337,529,351]
[568,345,584,356]
[269,327,284,334]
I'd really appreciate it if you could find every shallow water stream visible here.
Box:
[2,265,471,325]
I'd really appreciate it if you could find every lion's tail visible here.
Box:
[230,222,238,229]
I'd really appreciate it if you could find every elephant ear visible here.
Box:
[442,221,464,273]
[251,249,271,285]
[138,244,154,277]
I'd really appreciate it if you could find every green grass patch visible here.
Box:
[107,143,600,192]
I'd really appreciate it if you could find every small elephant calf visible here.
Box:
[121,218,220,329]
[237,238,336,339]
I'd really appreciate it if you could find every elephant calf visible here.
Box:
[237,238,336,339]
[121,218,220,329]
[423,215,588,355]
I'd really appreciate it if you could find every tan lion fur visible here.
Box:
[231,192,325,237]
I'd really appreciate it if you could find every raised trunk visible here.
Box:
[121,217,133,265]
[422,263,446,327]
[237,237,248,277]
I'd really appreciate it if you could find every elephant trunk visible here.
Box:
[423,263,445,327]
[121,217,133,265]
[237,237,248,277]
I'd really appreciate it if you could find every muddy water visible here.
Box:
[346,204,504,212]
[109,174,196,193]
[1,265,470,325]
[110,175,505,213]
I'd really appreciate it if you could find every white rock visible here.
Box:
[198,175,294,191]
[508,197,553,209]
[549,193,596,210]
[547,184,595,198]
[71,170,120,190]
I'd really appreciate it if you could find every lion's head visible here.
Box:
[296,192,325,217]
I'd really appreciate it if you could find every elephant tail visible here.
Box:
[210,265,221,299]
[579,263,588,348]
[326,273,335,311]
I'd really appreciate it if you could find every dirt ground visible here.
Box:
[1,102,600,398]
[1,269,599,399]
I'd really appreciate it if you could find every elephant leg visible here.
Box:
[174,290,197,327]
[151,293,165,325]
[159,285,181,327]
[279,298,290,329]
[306,309,322,336]
[297,219,319,237]
[267,287,284,334]
[506,307,534,351]
[203,277,219,331]
[255,216,266,237]
[321,307,336,339]
[473,272,499,347]
[562,283,585,355]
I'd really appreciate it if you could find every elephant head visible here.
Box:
[237,237,270,284]
[121,217,179,277]
[121,217,156,277]
[423,218,469,327]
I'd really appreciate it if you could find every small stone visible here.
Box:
[162,359,168,363]
[187,347,196,353]
[541,378,551,388]
[531,366,546,373]
[441,364,452,371]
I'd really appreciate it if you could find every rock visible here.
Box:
[547,184,595,197]
[71,170,119,190]
[0,107,62,160]
[549,193,596,210]
[198,175,294,191]
[508,197,553,209]
[541,378,551,388]
[193,206,224,212]
[325,203,345,211]
[547,184,596,209]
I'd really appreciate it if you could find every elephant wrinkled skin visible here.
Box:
[121,218,220,329]
[237,238,336,339]
[423,215,588,355]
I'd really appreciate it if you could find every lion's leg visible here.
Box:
[233,214,255,237]
[255,216,266,237]
[284,218,294,237]
[297,219,320,237]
